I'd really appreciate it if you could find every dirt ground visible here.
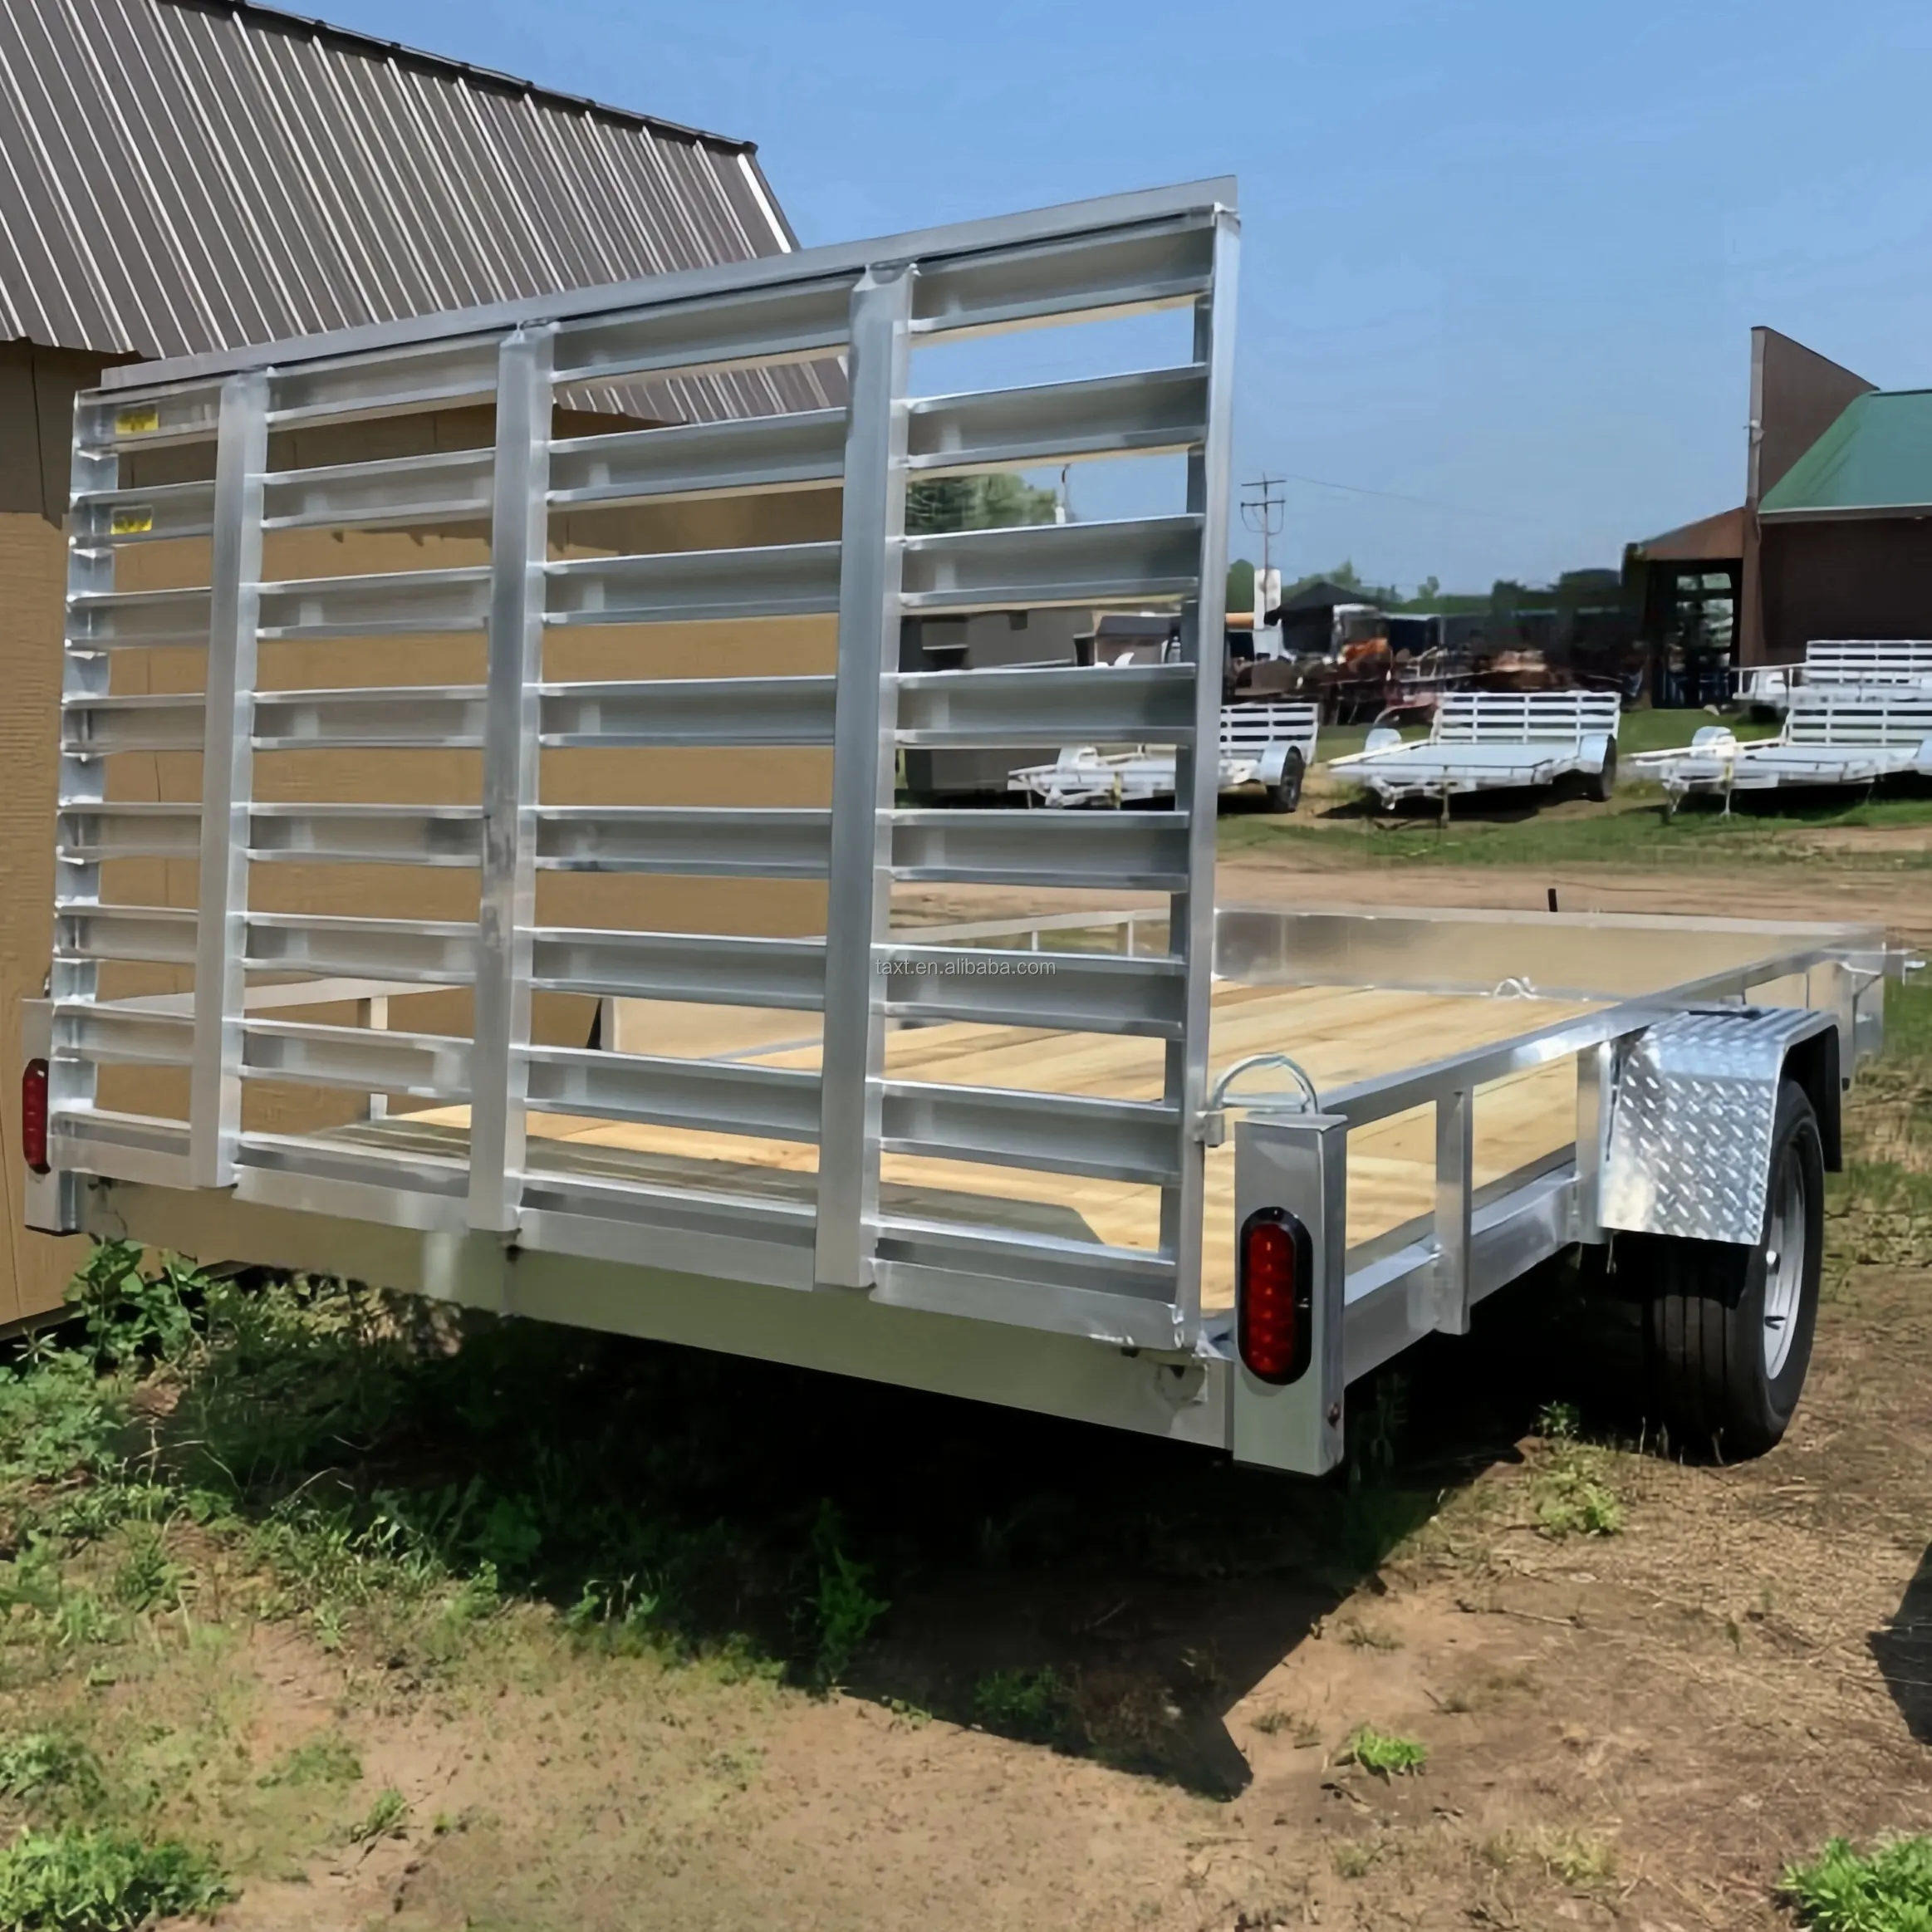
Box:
[898,794,1932,944]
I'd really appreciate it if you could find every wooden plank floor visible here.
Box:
[397,982,1598,1311]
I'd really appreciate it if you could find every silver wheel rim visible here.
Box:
[1762,1145,1806,1381]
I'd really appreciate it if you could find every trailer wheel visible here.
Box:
[1266,748,1306,814]
[1640,1077,1823,1458]
[1584,741,1618,803]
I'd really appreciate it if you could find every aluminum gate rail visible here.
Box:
[39,180,1239,1352]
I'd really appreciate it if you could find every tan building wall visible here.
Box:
[0,346,840,1322]
[0,342,116,1321]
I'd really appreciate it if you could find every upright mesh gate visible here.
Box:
[48,183,1238,1351]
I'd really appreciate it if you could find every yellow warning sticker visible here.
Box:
[113,405,160,435]
[109,508,154,536]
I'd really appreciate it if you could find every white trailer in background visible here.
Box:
[1737,640,1932,713]
[1008,700,1319,811]
[1637,688,1932,812]
[1326,689,1621,815]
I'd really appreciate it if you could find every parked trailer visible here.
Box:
[1008,700,1319,810]
[1637,688,1932,812]
[23,181,1900,1473]
[1326,689,1621,816]
[1738,639,1932,714]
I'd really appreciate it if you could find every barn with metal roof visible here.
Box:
[0,0,838,423]
[0,0,835,1320]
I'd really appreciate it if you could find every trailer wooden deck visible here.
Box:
[375,981,1598,1312]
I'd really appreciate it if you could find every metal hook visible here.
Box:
[1208,1052,1322,1115]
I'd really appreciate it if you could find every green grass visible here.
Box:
[257,1733,362,1790]
[971,1667,1075,1744]
[1783,1836,1932,1930]
[1881,964,1932,1066]
[346,1788,409,1846]
[1339,1725,1427,1777]
[1484,1827,1618,1890]
[1225,782,1932,868]
[0,1827,228,1930]
[1528,1404,1625,1539]
[1615,709,1780,755]
[1827,969,1932,1268]
[0,1734,104,1813]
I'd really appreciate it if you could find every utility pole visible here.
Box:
[1239,473,1287,585]
[1240,474,1287,656]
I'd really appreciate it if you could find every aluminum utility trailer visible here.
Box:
[1637,688,1932,812]
[1007,699,1319,810]
[22,179,1897,1472]
[1327,689,1621,815]
[1738,639,1932,713]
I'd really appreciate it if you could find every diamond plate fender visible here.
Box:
[1601,1006,1836,1245]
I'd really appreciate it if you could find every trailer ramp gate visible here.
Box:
[33,182,1239,1355]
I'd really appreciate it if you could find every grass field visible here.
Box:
[1226,784,1932,869]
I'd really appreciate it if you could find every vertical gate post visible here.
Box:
[189,370,268,1189]
[815,266,914,1288]
[1432,1085,1474,1333]
[1572,1038,1615,1243]
[1162,208,1240,1323]
[468,326,555,1233]
[42,399,121,1222]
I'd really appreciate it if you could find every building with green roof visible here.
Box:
[1627,326,1932,674]
[1758,390,1932,522]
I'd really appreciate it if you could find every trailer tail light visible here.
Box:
[1238,1207,1313,1385]
[21,1060,49,1176]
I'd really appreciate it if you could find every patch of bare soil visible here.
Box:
[894,852,1932,944]
[1217,856,1932,942]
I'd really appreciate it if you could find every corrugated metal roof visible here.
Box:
[0,0,840,420]
[1759,390,1932,521]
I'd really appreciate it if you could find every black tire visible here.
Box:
[1638,1078,1824,1458]
[1585,740,1617,803]
[1266,748,1306,814]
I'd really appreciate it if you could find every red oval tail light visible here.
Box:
[22,1058,49,1176]
[1238,1207,1313,1385]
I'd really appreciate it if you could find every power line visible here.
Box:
[1274,469,1536,525]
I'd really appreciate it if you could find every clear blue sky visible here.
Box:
[329,0,1932,595]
